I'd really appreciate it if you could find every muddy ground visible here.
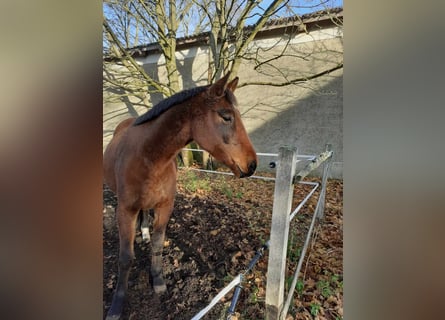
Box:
[103,169,343,319]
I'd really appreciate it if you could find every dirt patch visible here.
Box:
[103,169,343,319]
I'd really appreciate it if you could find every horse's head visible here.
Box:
[192,73,257,178]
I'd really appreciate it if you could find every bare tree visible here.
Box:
[103,0,343,165]
[103,0,196,103]
[193,0,291,81]
[104,0,343,102]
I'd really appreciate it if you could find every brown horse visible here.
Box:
[103,73,257,320]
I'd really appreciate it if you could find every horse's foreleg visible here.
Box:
[106,206,138,320]
[151,202,173,295]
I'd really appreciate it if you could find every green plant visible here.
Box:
[284,276,304,296]
[218,183,233,198]
[317,279,333,298]
[222,274,234,283]
[285,275,293,291]
[331,274,343,289]
[181,170,211,193]
[296,279,304,295]
[310,302,321,316]
[287,232,302,263]
[249,285,259,303]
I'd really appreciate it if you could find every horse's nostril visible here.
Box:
[249,160,257,174]
[240,160,257,178]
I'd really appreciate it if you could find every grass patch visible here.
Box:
[180,170,211,193]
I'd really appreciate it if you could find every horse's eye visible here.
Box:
[221,114,232,122]
[218,110,233,123]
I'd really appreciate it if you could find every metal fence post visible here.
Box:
[265,146,297,320]
[316,144,332,219]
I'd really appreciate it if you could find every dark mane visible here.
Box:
[133,85,209,126]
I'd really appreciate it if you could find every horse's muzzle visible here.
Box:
[240,160,257,178]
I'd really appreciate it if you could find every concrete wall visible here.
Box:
[103,26,343,178]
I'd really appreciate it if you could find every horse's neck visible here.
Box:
[141,103,192,163]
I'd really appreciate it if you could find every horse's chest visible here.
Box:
[139,176,175,209]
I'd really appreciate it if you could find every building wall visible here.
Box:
[103,26,343,178]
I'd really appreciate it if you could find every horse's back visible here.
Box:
[113,118,135,136]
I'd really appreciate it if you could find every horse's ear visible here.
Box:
[227,77,239,92]
[209,72,231,97]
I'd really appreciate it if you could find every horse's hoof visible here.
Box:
[153,283,167,295]
[105,312,121,320]
[106,293,125,320]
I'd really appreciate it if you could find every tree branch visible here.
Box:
[238,63,343,88]
[103,16,168,96]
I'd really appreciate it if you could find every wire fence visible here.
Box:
[182,145,333,320]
